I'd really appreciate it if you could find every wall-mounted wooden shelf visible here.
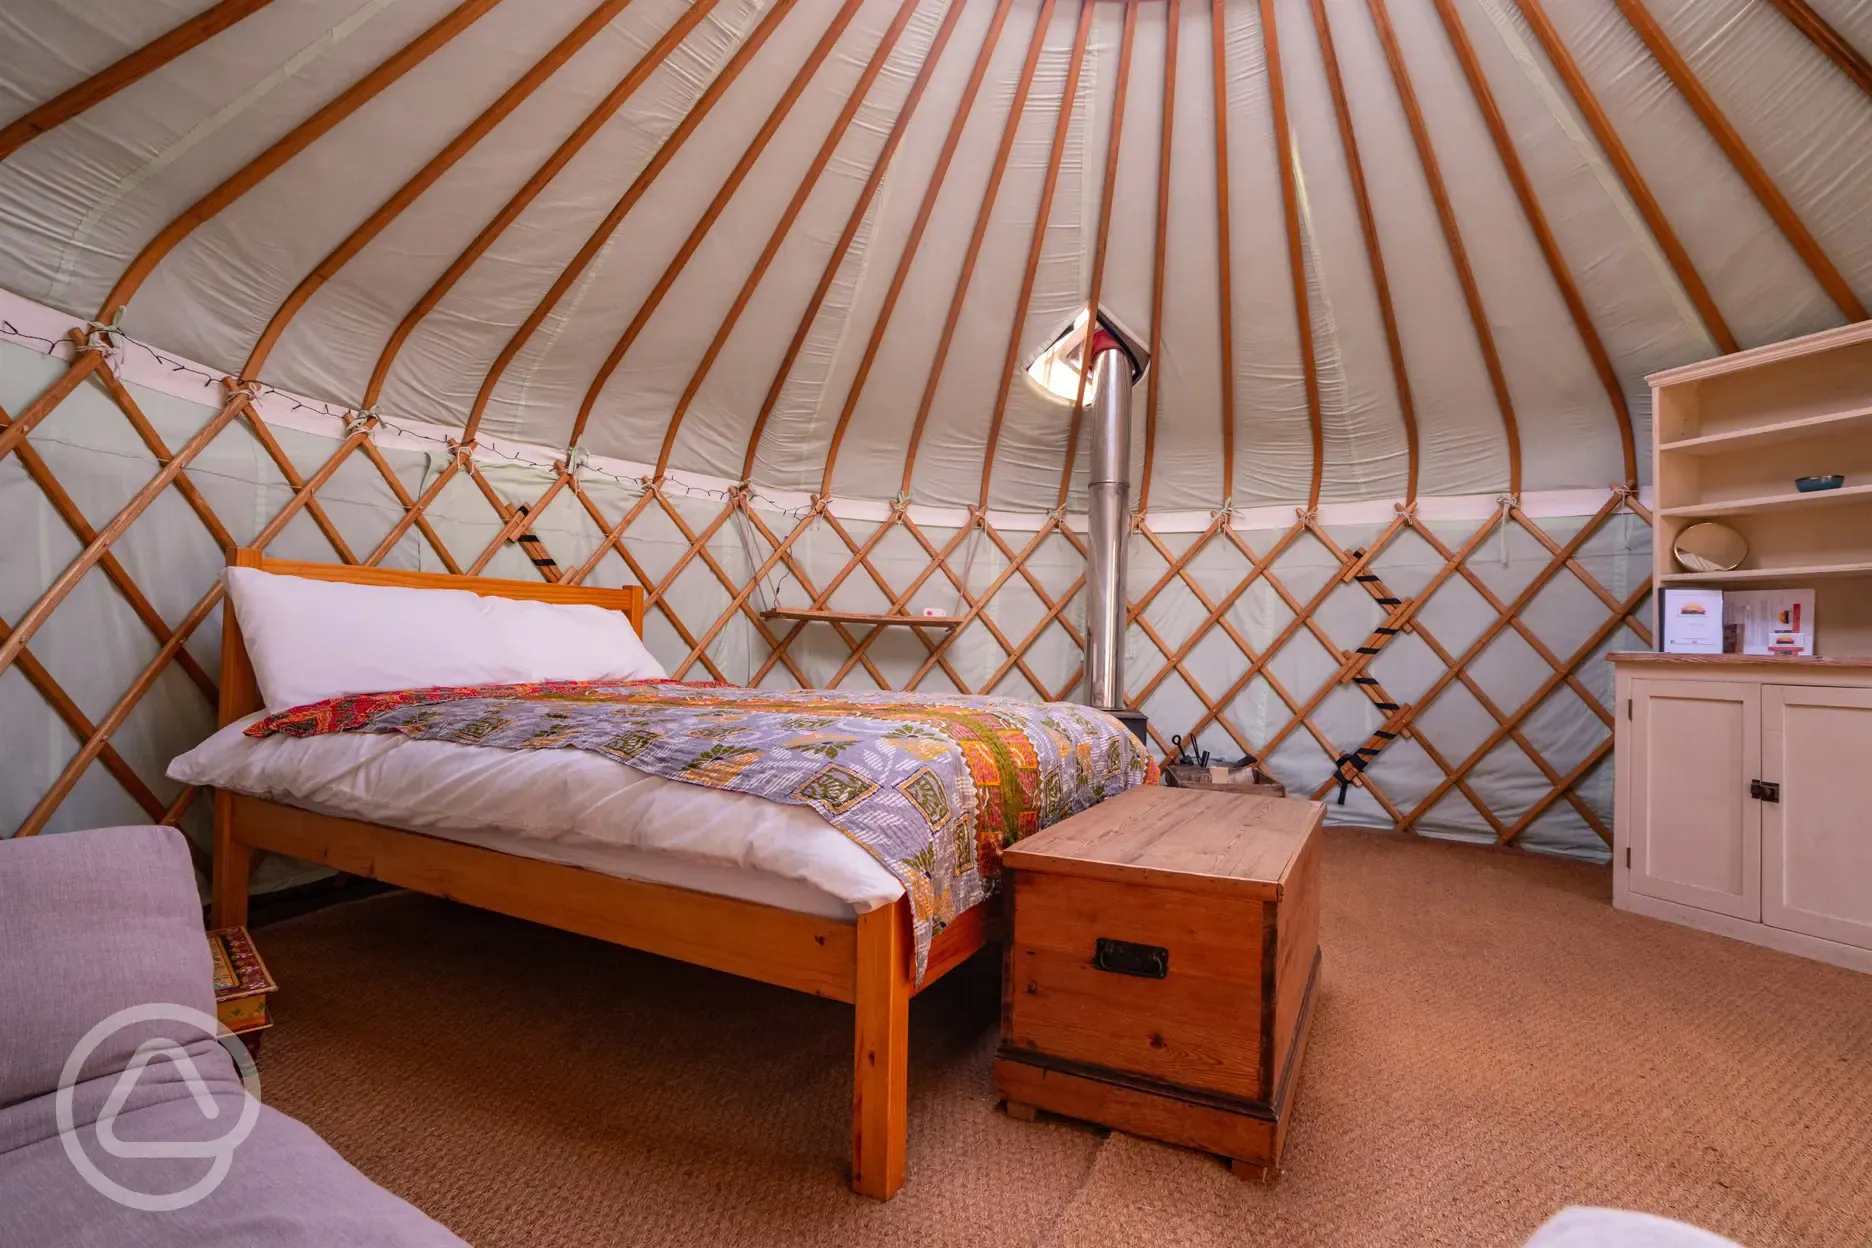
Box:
[1660,561,1872,585]
[1658,404,1872,456]
[1660,481,1872,519]
[760,607,963,629]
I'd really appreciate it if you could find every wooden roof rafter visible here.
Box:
[1055,1,1140,510]
[1514,0,1738,355]
[737,0,995,486]
[1138,0,1181,515]
[361,0,729,412]
[812,0,1040,497]
[0,0,280,164]
[1307,0,1420,504]
[1763,0,1872,106]
[975,0,1096,512]
[1430,0,1639,488]
[460,0,801,446]
[1609,0,1867,324]
[1364,0,1520,496]
[650,0,942,481]
[1212,0,1243,507]
[243,0,646,381]
[1257,0,1326,511]
[572,0,887,459]
[97,0,509,323]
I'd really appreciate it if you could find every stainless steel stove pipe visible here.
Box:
[1085,337,1133,712]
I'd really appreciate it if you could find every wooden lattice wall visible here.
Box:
[1,328,1653,866]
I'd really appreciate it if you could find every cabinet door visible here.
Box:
[1628,679,1761,919]
[1762,685,1872,949]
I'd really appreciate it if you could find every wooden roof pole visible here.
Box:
[1515,0,1736,354]
[1138,0,1180,515]
[1430,0,1638,488]
[1257,0,1325,511]
[361,0,727,412]
[1055,2,1139,510]
[885,0,1057,497]
[1308,0,1418,504]
[736,0,993,485]
[459,0,798,445]
[808,0,1033,496]
[1365,0,1519,496]
[1211,0,1242,507]
[96,0,506,323]
[1610,0,1865,323]
[0,0,278,163]
[244,0,643,380]
[653,0,945,481]
[573,0,880,459]
[974,0,1096,511]
[1764,0,1872,103]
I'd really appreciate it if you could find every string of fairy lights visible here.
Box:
[0,317,821,523]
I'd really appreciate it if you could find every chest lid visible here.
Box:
[1005,786,1323,901]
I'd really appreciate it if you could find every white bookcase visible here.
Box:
[1649,321,1872,657]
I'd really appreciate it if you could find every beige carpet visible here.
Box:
[252,829,1871,1247]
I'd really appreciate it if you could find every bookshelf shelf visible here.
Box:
[1650,321,1872,657]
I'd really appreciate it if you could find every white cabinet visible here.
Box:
[1613,657,1872,974]
[1627,678,1760,920]
[1762,685,1872,949]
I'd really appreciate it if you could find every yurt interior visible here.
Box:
[3,0,1871,1244]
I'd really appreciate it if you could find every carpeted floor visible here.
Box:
[252,829,1871,1248]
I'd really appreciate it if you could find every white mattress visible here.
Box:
[168,715,905,920]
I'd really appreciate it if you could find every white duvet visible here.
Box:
[169,715,904,919]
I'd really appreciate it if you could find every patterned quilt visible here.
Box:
[250,680,1156,979]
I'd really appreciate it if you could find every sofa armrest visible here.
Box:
[0,826,214,1108]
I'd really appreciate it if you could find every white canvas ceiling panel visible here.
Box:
[493,0,860,451]
[1275,0,1411,505]
[265,0,699,412]
[1217,0,1314,510]
[1460,0,1704,433]
[1649,0,1872,312]
[372,0,769,433]
[1386,0,1622,494]
[1531,0,1841,353]
[1326,3,1512,496]
[137,0,597,392]
[671,1,957,487]
[880,1,1082,507]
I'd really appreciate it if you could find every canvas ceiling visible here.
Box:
[3,0,1869,513]
[1,0,1868,866]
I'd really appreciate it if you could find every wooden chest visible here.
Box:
[993,786,1322,1178]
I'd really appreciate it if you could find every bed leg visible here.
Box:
[212,789,251,929]
[851,898,910,1199]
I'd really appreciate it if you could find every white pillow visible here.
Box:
[226,567,529,710]
[480,594,665,684]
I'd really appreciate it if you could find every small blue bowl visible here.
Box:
[1796,475,1845,492]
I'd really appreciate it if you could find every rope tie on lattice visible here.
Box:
[890,490,912,514]
[564,445,590,475]
[344,407,378,436]
[1493,493,1520,565]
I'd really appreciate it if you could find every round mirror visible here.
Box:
[1673,522,1748,573]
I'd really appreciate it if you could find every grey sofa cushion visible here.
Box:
[0,826,466,1247]
[0,826,214,1109]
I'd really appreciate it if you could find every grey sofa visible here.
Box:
[0,825,465,1248]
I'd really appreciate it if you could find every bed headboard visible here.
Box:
[218,548,648,727]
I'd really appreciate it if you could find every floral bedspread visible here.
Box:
[250,680,1156,979]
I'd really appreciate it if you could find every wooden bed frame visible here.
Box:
[210,548,989,1199]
